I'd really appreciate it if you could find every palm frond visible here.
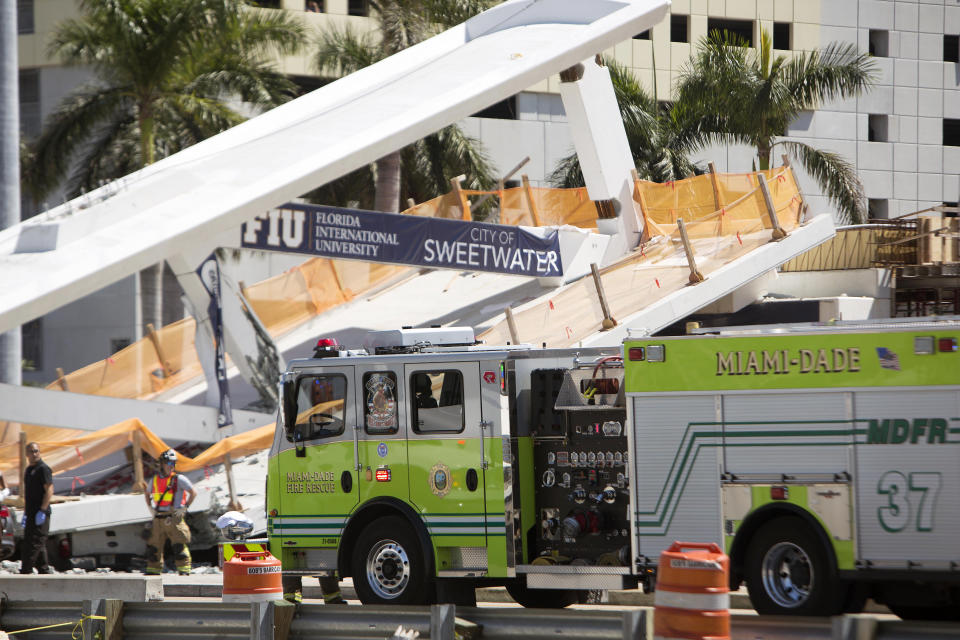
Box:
[314,24,382,75]
[777,140,866,224]
[66,112,140,197]
[26,86,132,200]
[783,42,876,109]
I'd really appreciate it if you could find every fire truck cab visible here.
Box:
[267,327,629,606]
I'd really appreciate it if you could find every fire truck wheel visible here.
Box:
[352,516,429,605]
[504,579,579,608]
[745,516,845,616]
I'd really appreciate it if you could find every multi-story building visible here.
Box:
[14,0,960,384]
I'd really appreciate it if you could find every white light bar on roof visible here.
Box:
[364,327,476,350]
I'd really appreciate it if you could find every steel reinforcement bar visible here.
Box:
[1,600,958,640]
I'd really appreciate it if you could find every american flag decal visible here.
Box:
[876,347,901,371]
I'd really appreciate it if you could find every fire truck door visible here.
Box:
[354,364,407,506]
[276,366,359,550]
[404,362,487,548]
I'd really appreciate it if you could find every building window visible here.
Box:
[868,199,889,220]
[671,14,689,43]
[869,30,889,57]
[21,319,42,371]
[868,114,889,142]
[773,22,791,50]
[472,96,516,120]
[633,30,650,40]
[305,0,324,12]
[944,118,960,146]
[110,338,132,353]
[348,0,368,16]
[18,69,40,139]
[945,35,959,63]
[410,370,464,434]
[707,18,754,46]
[17,0,33,35]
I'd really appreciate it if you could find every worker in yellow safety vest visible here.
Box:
[143,449,197,575]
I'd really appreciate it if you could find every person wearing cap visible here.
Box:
[143,449,197,575]
[20,442,54,574]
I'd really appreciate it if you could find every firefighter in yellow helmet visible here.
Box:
[143,449,197,575]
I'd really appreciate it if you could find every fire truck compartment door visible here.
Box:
[275,365,358,551]
[404,361,487,550]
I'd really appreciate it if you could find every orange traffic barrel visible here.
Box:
[222,550,283,603]
[653,541,730,640]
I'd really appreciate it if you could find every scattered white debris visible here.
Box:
[390,626,420,640]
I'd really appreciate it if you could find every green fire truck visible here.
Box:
[267,319,960,618]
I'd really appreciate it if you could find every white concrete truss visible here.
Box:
[0,382,269,441]
[581,214,838,345]
[0,0,670,335]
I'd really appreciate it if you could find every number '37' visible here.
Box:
[877,471,942,533]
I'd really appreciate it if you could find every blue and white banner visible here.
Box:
[196,253,233,429]
[240,203,563,278]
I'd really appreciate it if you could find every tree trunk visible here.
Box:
[374,151,402,213]
[139,262,163,333]
[757,144,771,171]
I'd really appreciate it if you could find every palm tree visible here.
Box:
[26,0,305,330]
[676,29,877,223]
[549,57,701,188]
[313,0,496,214]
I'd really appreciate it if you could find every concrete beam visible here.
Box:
[0,383,271,441]
[0,0,670,335]
[0,575,162,602]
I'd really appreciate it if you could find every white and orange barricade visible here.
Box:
[222,549,283,603]
[218,539,269,568]
[653,541,730,640]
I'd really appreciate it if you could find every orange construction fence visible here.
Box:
[1,166,804,488]
[479,167,804,348]
[0,418,276,487]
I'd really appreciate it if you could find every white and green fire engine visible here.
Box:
[267,319,960,618]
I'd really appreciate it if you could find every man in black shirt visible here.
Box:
[20,442,53,574]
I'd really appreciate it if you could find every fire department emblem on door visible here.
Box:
[429,462,451,497]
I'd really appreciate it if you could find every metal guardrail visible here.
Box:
[2,600,959,640]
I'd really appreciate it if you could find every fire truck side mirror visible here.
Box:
[282,376,298,441]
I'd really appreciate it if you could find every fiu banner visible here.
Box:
[240,203,563,278]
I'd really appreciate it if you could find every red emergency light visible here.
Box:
[939,338,957,352]
[375,468,391,482]
[313,337,342,358]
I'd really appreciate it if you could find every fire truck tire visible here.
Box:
[745,516,845,616]
[504,579,579,608]
[351,516,429,605]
